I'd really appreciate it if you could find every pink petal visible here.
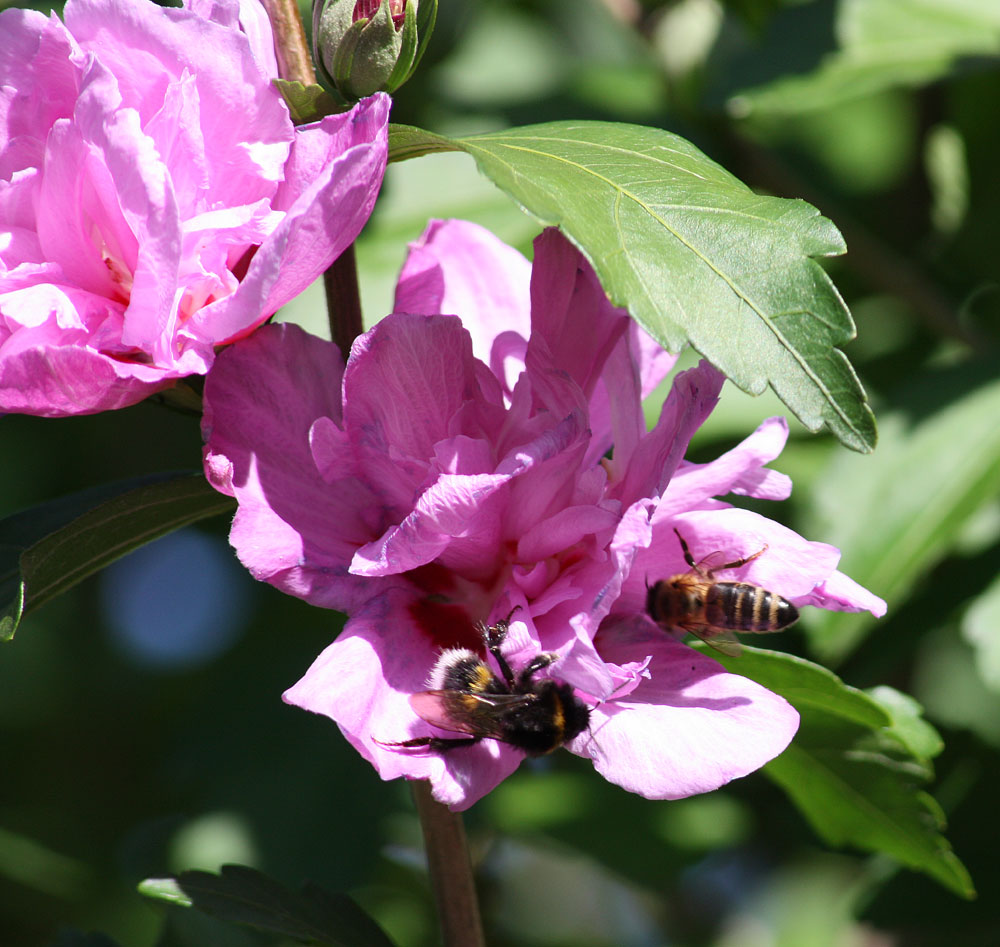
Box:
[351,471,512,578]
[0,343,171,416]
[66,0,292,205]
[805,568,887,617]
[196,94,390,342]
[611,360,725,507]
[663,416,792,512]
[632,321,677,398]
[342,313,504,512]
[575,618,799,799]
[524,229,630,416]
[236,0,279,78]
[202,323,379,611]
[0,9,81,139]
[394,219,532,370]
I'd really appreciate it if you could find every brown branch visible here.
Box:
[324,244,365,358]
[259,0,315,85]
[260,0,364,359]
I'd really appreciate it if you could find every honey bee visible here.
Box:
[646,528,799,655]
[381,614,590,756]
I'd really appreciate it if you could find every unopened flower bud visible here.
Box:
[313,0,436,101]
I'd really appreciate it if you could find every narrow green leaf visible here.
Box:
[766,713,974,899]
[0,473,235,641]
[0,579,24,643]
[388,121,875,452]
[805,366,1000,661]
[729,0,1000,116]
[141,865,395,947]
[3,472,198,640]
[962,571,1000,693]
[408,0,438,82]
[139,877,193,907]
[50,933,123,947]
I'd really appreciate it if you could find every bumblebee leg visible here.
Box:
[480,618,517,687]
[516,652,557,690]
[378,735,482,753]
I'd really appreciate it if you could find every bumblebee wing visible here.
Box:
[409,690,538,738]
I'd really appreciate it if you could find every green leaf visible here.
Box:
[388,121,876,452]
[730,0,1000,117]
[962,570,1000,693]
[0,473,235,641]
[766,713,974,899]
[866,685,944,762]
[141,865,395,947]
[2,472,195,640]
[140,877,193,907]
[50,933,123,947]
[699,645,890,729]
[706,647,970,895]
[805,365,1000,662]
[272,79,345,124]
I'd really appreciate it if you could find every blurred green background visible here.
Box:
[2,0,1000,944]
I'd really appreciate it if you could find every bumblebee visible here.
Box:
[646,528,799,655]
[383,616,590,756]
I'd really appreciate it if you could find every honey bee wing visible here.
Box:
[693,550,733,576]
[687,627,743,656]
[409,690,537,738]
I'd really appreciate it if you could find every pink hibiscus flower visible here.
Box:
[0,0,389,416]
[202,220,885,810]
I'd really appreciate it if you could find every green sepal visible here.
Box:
[330,18,368,89]
[272,79,346,124]
[385,0,419,92]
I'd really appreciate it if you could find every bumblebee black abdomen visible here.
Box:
[500,681,591,756]
[706,582,799,632]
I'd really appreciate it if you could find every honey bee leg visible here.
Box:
[715,543,769,573]
[673,528,698,570]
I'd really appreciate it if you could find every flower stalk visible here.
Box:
[324,244,365,358]
[411,781,485,947]
[260,0,316,84]
[260,0,366,358]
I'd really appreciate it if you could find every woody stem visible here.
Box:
[259,0,363,359]
[411,781,486,947]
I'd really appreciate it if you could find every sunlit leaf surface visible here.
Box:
[390,121,876,452]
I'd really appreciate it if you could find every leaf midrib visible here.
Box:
[459,136,858,436]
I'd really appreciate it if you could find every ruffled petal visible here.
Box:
[394,219,531,370]
[195,94,390,343]
[663,416,792,512]
[611,360,725,507]
[202,323,380,611]
[524,229,630,420]
[575,618,799,799]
